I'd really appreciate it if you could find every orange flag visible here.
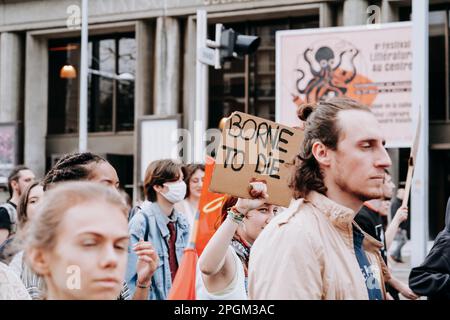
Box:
[194,156,225,257]
[167,247,198,300]
[168,156,224,300]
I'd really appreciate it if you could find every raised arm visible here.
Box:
[198,182,267,290]
[385,206,408,250]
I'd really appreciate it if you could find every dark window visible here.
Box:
[47,33,136,134]
[89,39,114,132]
[117,38,136,131]
[400,6,450,122]
[429,150,450,238]
[106,154,134,200]
[208,17,319,129]
[429,11,447,121]
[48,42,80,134]
[398,6,411,22]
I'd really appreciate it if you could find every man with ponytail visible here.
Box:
[249,97,392,300]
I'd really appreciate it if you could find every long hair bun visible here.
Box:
[296,103,317,121]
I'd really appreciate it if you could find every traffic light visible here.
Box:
[219,27,261,63]
[204,24,261,69]
[234,32,261,56]
[218,28,236,61]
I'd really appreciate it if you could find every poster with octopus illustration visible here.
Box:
[276,22,412,148]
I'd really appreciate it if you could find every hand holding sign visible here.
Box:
[248,179,268,198]
[393,206,409,224]
[235,181,268,215]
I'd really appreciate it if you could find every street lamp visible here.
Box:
[60,65,77,79]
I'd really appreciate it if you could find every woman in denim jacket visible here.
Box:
[126,159,190,300]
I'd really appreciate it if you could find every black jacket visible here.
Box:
[408,197,450,300]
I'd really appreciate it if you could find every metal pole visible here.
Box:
[411,0,429,267]
[195,10,208,163]
[79,0,88,152]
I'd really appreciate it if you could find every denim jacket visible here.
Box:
[126,201,190,300]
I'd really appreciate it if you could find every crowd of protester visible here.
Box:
[0,97,449,300]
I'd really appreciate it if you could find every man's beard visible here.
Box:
[335,173,384,202]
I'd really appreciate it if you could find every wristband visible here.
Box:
[227,207,245,224]
[137,281,151,289]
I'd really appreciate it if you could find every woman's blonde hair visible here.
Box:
[25,181,128,255]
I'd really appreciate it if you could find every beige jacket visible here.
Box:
[248,191,390,300]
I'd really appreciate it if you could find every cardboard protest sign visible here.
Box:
[209,112,303,208]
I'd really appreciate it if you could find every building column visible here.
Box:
[183,16,196,132]
[381,0,399,23]
[382,0,400,204]
[320,2,334,28]
[133,20,154,202]
[0,32,23,123]
[24,33,48,178]
[153,16,180,116]
[182,16,198,164]
[135,21,154,118]
[343,0,369,26]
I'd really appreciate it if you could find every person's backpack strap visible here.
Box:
[142,211,150,242]
[130,205,149,241]
[136,203,157,243]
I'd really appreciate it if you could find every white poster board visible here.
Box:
[138,115,181,182]
[0,123,19,185]
[276,22,413,148]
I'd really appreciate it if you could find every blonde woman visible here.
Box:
[37,151,158,300]
[25,181,157,300]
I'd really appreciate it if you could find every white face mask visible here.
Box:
[160,181,187,204]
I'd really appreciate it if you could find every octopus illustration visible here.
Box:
[296,46,359,102]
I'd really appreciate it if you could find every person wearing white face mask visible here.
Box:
[126,159,190,300]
